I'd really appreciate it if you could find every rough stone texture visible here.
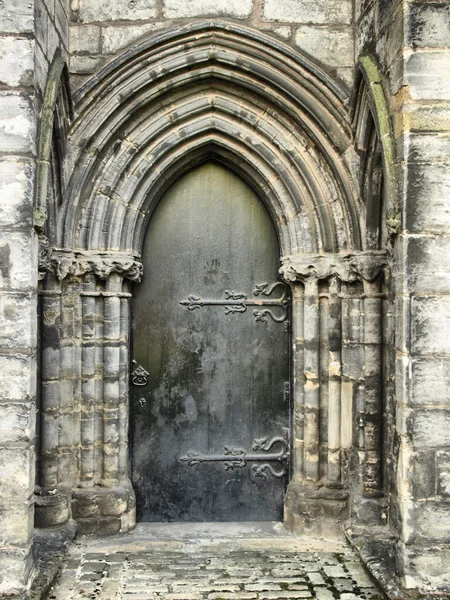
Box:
[1,0,450,597]
[73,0,157,23]
[164,0,253,19]
[263,0,352,25]
[356,0,450,592]
[43,523,385,600]
[68,0,356,88]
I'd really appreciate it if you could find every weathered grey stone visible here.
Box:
[164,0,253,19]
[0,354,36,401]
[416,503,450,542]
[405,235,450,292]
[101,22,167,53]
[0,293,37,348]
[0,445,34,496]
[411,295,450,354]
[412,410,450,448]
[408,2,450,48]
[405,162,450,234]
[406,51,450,101]
[0,500,33,546]
[0,1,35,33]
[75,0,157,22]
[70,24,101,53]
[0,36,34,88]
[69,54,104,74]
[0,93,34,153]
[412,357,450,406]
[0,403,35,445]
[0,158,33,228]
[0,232,38,292]
[295,27,353,68]
[437,451,450,498]
[263,0,352,24]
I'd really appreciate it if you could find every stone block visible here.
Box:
[437,451,450,498]
[294,26,353,69]
[412,449,436,499]
[47,17,61,62]
[0,158,34,228]
[284,483,349,538]
[263,0,352,25]
[412,410,450,448]
[406,51,450,101]
[55,0,69,47]
[70,55,104,75]
[0,92,34,153]
[0,403,35,444]
[405,162,450,234]
[0,231,37,291]
[0,1,34,33]
[101,22,167,54]
[405,235,450,293]
[407,2,450,48]
[411,295,450,354]
[402,131,450,164]
[0,445,34,496]
[412,357,450,407]
[0,36,34,88]
[164,0,253,18]
[0,293,37,348]
[0,498,33,546]
[0,354,36,402]
[70,24,101,53]
[35,492,71,527]
[34,39,49,96]
[75,0,157,22]
[405,545,450,590]
[0,547,33,597]
[416,502,450,543]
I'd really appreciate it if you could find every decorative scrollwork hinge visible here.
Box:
[180,429,290,479]
[180,281,289,324]
[131,360,149,386]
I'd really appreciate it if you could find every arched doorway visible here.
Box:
[130,162,291,521]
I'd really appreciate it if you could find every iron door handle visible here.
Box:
[131,360,149,386]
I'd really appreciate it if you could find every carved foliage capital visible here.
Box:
[39,247,143,282]
[280,251,389,284]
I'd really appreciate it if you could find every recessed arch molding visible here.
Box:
[36,25,391,536]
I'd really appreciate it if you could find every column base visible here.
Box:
[71,479,136,535]
[35,489,71,528]
[284,482,349,539]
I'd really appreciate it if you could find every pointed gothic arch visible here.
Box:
[60,20,363,255]
[36,26,390,536]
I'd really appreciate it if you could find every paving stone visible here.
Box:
[43,534,385,600]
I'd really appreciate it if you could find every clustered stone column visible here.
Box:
[36,249,142,535]
[280,251,389,537]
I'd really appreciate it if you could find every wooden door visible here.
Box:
[131,162,291,522]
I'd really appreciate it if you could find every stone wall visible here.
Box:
[1,0,450,597]
[0,0,69,597]
[0,2,38,597]
[356,0,450,592]
[68,0,355,89]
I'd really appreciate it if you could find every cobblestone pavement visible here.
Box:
[44,523,386,600]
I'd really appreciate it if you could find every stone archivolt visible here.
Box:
[60,21,362,255]
[36,22,389,536]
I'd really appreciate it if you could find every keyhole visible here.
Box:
[139,398,146,408]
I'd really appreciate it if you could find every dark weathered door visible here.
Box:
[131,162,291,522]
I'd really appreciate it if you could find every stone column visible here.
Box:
[281,251,388,537]
[38,250,142,535]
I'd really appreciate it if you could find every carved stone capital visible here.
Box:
[39,247,143,282]
[280,251,389,284]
